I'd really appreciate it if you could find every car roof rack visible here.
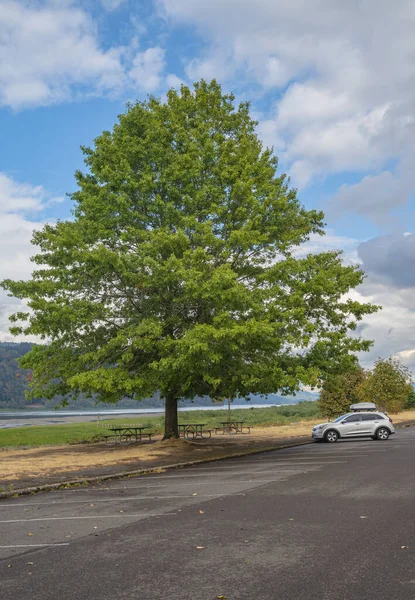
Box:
[350,402,377,412]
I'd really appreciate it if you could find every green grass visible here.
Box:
[0,401,322,449]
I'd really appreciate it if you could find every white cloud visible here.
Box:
[165,73,186,89]
[329,154,415,226]
[0,174,57,341]
[129,47,166,92]
[294,231,359,265]
[0,1,169,109]
[159,0,415,188]
[0,173,63,214]
[352,284,415,373]
[0,1,127,109]
[185,53,234,82]
[100,0,126,11]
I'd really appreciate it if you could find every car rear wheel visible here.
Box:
[376,427,390,441]
[324,429,339,443]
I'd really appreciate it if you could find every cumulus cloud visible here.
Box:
[0,173,58,341]
[352,234,415,371]
[0,173,63,214]
[129,47,166,92]
[358,234,415,289]
[0,1,169,109]
[159,0,415,191]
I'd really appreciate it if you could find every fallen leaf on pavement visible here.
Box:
[360,516,368,519]
[196,546,205,549]
[27,562,33,565]
[199,510,204,514]
[401,546,409,549]
[27,533,33,537]
[192,493,198,496]
[217,595,227,599]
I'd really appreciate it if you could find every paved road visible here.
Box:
[1,429,415,599]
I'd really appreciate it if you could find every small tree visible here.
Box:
[405,389,415,409]
[359,357,413,413]
[318,365,365,419]
[1,80,378,438]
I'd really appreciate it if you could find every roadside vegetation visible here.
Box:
[318,357,413,419]
[0,402,321,448]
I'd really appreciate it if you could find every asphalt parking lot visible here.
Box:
[1,428,415,599]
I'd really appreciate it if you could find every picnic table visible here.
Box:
[215,421,251,435]
[178,423,212,440]
[104,426,153,445]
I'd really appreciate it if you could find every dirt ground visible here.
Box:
[1,411,415,491]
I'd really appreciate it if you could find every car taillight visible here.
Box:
[389,417,393,424]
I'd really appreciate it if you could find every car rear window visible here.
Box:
[361,413,384,421]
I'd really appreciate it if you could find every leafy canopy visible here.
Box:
[318,363,366,419]
[358,357,413,413]
[2,80,378,419]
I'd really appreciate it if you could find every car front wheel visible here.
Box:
[376,427,390,441]
[325,429,339,443]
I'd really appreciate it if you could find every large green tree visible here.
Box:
[2,80,378,438]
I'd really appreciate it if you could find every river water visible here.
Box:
[0,403,287,429]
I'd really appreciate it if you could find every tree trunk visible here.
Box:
[163,393,179,439]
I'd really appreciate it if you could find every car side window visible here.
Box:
[344,415,361,422]
[361,413,384,421]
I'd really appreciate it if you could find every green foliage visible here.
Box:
[0,343,36,408]
[405,390,415,409]
[359,357,413,413]
[1,80,377,437]
[318,366,365,419]
[0,402,321,448]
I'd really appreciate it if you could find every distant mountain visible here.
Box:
[0,342,318,410]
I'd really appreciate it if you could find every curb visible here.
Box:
[0,438,312,500]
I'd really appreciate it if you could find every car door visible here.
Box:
[338,414,362,436]
[360,413,378,435]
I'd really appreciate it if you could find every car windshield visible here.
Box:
[333,414,351,422]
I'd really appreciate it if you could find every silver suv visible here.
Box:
[312,411,395,443]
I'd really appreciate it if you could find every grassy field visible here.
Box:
[0,402,321,448]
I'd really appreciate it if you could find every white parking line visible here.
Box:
[166,462,347,473]
[0,514,177,523]
[98,477,303,490]
[0,543,70,548]
[180,457,370,468]
[0,493,245,507]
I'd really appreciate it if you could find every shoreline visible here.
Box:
[0,403,294,429]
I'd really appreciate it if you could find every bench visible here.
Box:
[102,430,154,445]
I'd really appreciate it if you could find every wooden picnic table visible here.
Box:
[215,421,251,435]
[105,426,152,445]
[178,423,212,440]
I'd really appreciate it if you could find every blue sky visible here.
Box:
[1,0,415,370]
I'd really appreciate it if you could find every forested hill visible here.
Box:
[0,342,36,408]
[0,342,317,410]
